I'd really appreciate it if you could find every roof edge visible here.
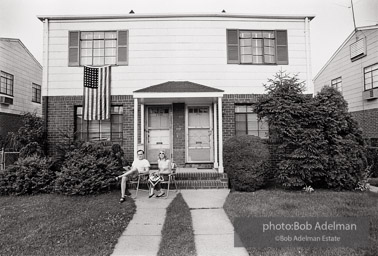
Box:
[0,38,42,69]
[314,25,378,81]
[37,13,315,22]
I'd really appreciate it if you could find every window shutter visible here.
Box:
[117,30,128,65]
[68,31,80,66]
[227,29,239,64]
[276,30,288,65]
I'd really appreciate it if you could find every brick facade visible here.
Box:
[42,95,135,161]
[172,103,185,166]
[351,108,378,138]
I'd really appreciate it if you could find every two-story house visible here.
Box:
[0,38,43,138]
[38,13,314,172]
[313,25,378,145]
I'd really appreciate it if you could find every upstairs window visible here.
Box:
[350,37,366,61]
[32,83,41,103]
[235,105,268,139]
[227,29,288,65]
[0,71,14,96]
[68,30,128,66]
[364,63,378,90]
[331,77,342,93]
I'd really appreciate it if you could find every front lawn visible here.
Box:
[224,190,378,256]
[0,191,136,256]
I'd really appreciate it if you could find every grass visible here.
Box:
[157,193,196,256]
[224,189,378,256]
[0,191,136,256]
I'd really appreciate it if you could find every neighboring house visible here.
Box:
[0,38,43,138]
[313,25,378,144]
[38,13,314,172]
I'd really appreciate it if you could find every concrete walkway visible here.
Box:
[111,191,176,256]
[181,190,248,256]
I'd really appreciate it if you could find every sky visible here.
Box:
[0,0,377,78]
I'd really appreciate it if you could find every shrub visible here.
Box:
[367,147,378,178]
[19,142,44,158]
[224,135,270,191]
[10,112,45,151]
[0,155,55,195]
[54,142,124,195]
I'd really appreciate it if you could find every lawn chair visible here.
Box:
[128,172,150,199]
[160,162,178,198]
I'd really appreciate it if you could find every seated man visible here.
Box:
[116,149,150,203]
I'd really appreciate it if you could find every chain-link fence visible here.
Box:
[0,148,19,170]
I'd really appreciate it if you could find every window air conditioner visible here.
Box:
[362,89,378,100]
[0,96,13,105]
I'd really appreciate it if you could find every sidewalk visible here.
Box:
[111,191,176,256]
[181,190,248,256]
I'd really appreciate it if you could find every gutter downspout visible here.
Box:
[305,17,313,94]
[43,18,49,153]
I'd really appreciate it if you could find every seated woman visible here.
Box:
[148,150,172,198]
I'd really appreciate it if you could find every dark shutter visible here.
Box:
[117,30,128,65]
[276,30,288,65]
[68,31,80,66]
[227,29,239,64]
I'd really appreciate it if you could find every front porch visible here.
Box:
[133,81,225,173]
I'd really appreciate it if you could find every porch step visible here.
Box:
[129,171,229,190]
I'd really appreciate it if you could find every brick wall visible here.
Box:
[172,103,185,166]
[42,95,135,161]
[351,108,378,138]
[0,112,23,138]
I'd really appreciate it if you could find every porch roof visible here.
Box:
[133,81,224,103]
[134,81,224,93]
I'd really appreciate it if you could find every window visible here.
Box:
[331,77,342,92]
[364,63,378,90]
[235,105,268,138]
[75,106,123,144]
[350,37,366,61]
[0,71,14,96]
[32,83,41,103]
[227,29,288,65]
[68,30,128,66]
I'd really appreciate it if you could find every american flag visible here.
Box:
[83,66,111,120]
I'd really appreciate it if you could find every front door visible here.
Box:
[187,106,213,162]
[146,106,171,164]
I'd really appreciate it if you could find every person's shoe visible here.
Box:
[156,191,165,198]
[119,197,126,203]
[125,189,131,196]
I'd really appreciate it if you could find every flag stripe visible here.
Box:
[83,66,111,121]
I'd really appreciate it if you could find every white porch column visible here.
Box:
[134,98,138,160]
[218,97,224,173]
[141,104,145,145]
[213,102,218,168]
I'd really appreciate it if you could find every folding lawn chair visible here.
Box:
[159,162,178,198]
[128,172,150,199]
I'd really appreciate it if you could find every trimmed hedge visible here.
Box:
[0,155,55,195]
[224,135,270,192]
[54,142,124,195]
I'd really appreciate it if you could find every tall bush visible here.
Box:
[10,112,45,151]
[255,71,367,190]
[54,142,124,195]
[224,135,270,191]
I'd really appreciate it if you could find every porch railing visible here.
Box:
[0,148,19,171]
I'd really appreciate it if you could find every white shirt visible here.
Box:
[132,159,150,174]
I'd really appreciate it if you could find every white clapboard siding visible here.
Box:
[314,29,378,112]
[44,16,311,96]
[0,39,42,116]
